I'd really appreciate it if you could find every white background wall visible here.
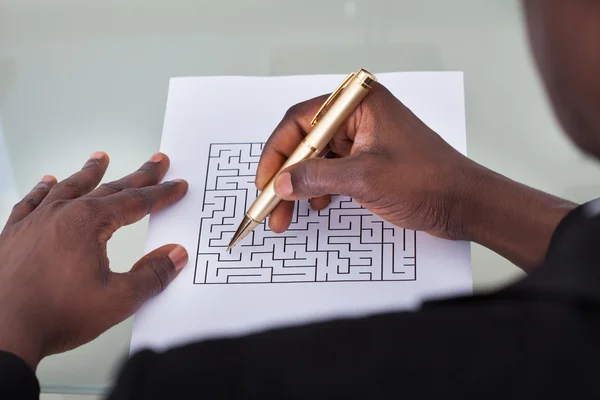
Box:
[0,121,18,227]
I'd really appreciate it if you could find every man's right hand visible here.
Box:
[257,82,576,270]
[256,82,481,241]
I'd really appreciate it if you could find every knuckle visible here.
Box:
[48,199,70,213]
[99,181,128,194]
[11,201,27,213]
[293,159,325,196]
[123,188,153,213]
[302,159,321,191]
[284,103,302,119]
[352,88,389,130]
[121,187,139,198]
[147,258,173,293]
[366,83,391,109]
[33,182,51,193]
[157,183,179,203]
[23,195,41,209]
[57,199,103,235]
[283,99,315,122]
[60,178,84,198]
[78,197,102,212]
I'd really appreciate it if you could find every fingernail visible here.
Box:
[40,175,56,183]
[172,178,186,183]
[89,151,107,160]
[274,172,293,197]
[150,153,166,163]
[168,246,188,271]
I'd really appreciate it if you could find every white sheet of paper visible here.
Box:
[130,72,472,353]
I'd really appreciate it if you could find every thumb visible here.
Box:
[273,154,369,201]
[115,244,188,311]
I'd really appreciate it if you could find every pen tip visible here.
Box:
[228,214,260,251]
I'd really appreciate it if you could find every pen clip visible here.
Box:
[310,72,357,126]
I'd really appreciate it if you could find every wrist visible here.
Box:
[0,314,43,371]
[0,342,42,372]
[449,160,576,269]
[441,159,489,242]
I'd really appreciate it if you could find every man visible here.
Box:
[0,1,598,398]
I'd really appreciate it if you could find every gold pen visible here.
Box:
[227,68,377,250]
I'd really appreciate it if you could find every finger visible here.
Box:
[273,154,370,201]
[256,82,390,191]
[268,200,295,233]
[87,152,170,198]
[310,156,341,209]
[39,151,109,207]
[111,244,188,314]
[255,95,329,190]
[310,195,331,211]
[102,179,188,232]
[3,175,57,229]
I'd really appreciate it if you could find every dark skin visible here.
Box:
[0,0,596,378]
[256,84,575,270]
[0,152,188,369]
[523,0,600,158]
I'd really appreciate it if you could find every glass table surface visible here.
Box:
[1,0,598,394]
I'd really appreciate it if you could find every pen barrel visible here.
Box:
[248,69,375,224]
[304,71,373,150]
[247,142,317,222]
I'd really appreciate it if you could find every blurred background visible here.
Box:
[1,0,598,397]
